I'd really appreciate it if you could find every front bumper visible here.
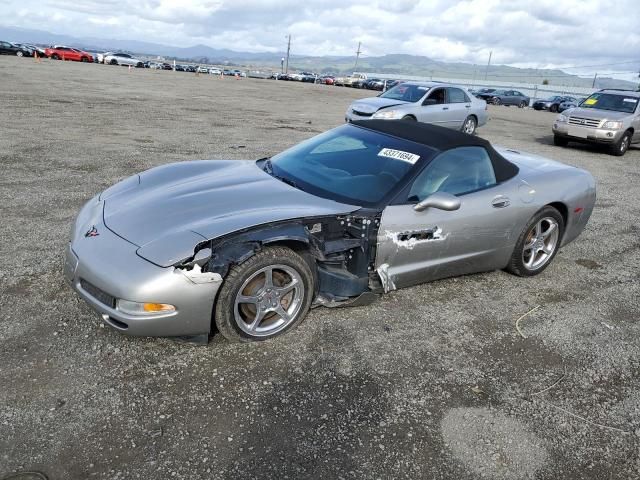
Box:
[552,122,623,144]
[65,199,221,337]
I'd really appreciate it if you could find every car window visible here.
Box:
[408,146,497,201]
[426,88,446,105]
[514,91,524,96]
[447,88,469,103]
[0,42,9,47]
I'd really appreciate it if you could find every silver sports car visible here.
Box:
[65,121,595,344]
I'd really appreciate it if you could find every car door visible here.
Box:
[446,87,473,128]
[416,87,450,127]
[375,146,521,290]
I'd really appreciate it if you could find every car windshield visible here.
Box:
[268,124,437,206]
[580,93,639,113]
[379,84,430,102]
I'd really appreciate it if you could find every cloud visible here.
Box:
[0,0,638,76]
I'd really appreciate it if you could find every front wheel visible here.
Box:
[507,206,564,277]
[519,101,527,108]
[214,246,315,342]
[461,116,477,135]
[16,51,23,57]
[81,57,88,62]
[110,59,118,65]
[550,104,558,113]
[609,131,631,157]
[492,97,501,105]
[402,115,417,121]
[51,54,59,60]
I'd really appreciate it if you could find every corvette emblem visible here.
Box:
[85,226,99,237]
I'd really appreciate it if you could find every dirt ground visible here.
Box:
[0,56,639,480]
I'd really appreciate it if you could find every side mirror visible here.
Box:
[413,192,461,212]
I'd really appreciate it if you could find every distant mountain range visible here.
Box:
[1,25,637,90]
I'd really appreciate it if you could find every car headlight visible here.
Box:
[116,299,176,316]
[372,109,401,119]
[556,114,568,123]
[603,121,622,130]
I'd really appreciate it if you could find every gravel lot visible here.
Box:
[1,57,638,480]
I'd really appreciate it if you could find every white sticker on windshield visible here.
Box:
[378,148,420,164]
[623,98,638,103]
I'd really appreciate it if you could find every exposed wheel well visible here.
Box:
[402,115,417,121]
[547,202,568,228]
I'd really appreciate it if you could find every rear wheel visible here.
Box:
[550,104,558,113]
[214,246,315,342]
[461,115,477,135]
[519,100,527,108]
[609,130,631,156]
[507,206,564,277]
[553,135,568,147]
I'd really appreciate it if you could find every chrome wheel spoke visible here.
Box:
[542,222,557,238]
[247,308,266,332]
[274,304,292,323]
[535,221,543,237]
[263,267,274,288]
[525,251,537,268]
[277,279,298,296]
[237,294,260,305]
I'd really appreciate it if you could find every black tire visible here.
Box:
[214,246,315,342]
[402,115,417,121]
[519,101,527,108]
[51,54,59,60]
[461,115,477,135]
[492,97,501,105]
[81,57,88,62]
[609,130,632,157]
[550,104,558,113]
[507,206,564,277]
[110,59,118,65]
[553,135,568,147]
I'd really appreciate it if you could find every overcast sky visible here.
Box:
[1,0,639,79]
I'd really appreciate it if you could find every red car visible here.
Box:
[45,46,93,62]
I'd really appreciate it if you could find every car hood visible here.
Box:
[350,97,408,114]
[565,107,630,121]
[101,160,358,266]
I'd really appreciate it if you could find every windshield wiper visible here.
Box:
[262,159,304,191]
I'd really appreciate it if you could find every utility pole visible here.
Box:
[484,51,492,80]
[354,42,362,71]
[285,34,291,74]
[592,72,597,88]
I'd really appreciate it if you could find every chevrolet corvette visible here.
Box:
[65,120,596,343]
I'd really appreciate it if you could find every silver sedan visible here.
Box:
[346,81,489,135]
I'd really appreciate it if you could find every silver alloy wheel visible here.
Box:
[463,117,476,134]
[492,97,501,105]
[234,264,304,337]
[620,135,629,153]
[522,217,560,271]
[16,51,23,57]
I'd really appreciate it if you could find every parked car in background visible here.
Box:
[104,52,144,67]
[0,41,33,56]
[161,63,173,70]
[196,66,209,73]
[16,43,47,57]
[552,89,640,156]
[97,52,113,63]
[346,81,488,134]
[299,72,316,82]
[335,72,367,87]
[558,97,585,112]
[45,46,93,62]
[476,89,530,107]
[532,96,577,112]
[319,75,335,85]
[208,67,222,75]
[363,78,385,90]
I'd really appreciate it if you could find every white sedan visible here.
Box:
[104,52,144,67]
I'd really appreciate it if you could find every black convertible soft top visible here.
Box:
[352,119,519,182]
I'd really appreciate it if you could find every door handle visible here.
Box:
[465,104,471,108]
[442,107,449,110]
[492,196,510,208]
